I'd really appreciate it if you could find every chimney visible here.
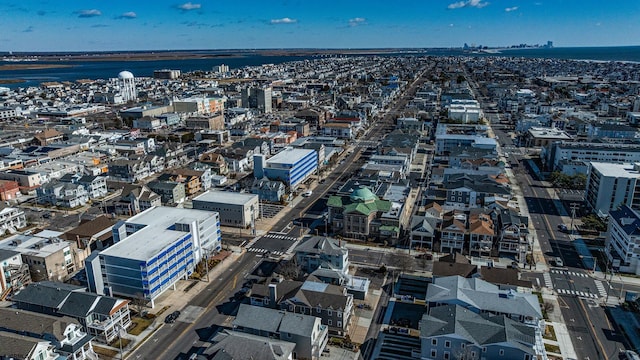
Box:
[268,283,277,307]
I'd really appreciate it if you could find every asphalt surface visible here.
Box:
[128,253,262,360]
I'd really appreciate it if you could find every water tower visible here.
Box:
[118,70,137,102]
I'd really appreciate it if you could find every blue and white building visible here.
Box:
[258,148,318,190]
[85,206,221,307]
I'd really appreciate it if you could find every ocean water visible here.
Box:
[1,46,639,89]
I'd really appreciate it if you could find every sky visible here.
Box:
[1,0,639,52]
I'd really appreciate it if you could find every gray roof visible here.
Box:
[420,304,536,354]
[294,236,347,257]
[58,292,100,317]
[0,248,20,261]
[426,276,542,319]
[205,330,295,360]
[0,331,40,359]
[233,304,318,338]
[0,307,76,341]
[12,281,85,310]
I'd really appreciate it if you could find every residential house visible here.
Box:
[410,214,438,251]
[443,174,511,210]
[0,308,97,360]
[468,209,496,257]
[33,129,64,146]
[37,181,89,208]
[251,177,286,203]
[0,331,63,360]
[439,211,467,254]
[108,159,150,183]
[62,216,115,251]
[0,179,20,200]
[112,183,161,216]
[0,248,30,296]
[232,304,328,360]
[199,152,229,175]
[432,252,477,279]
[497,208,530,264]
[59,174,107,199]
[11,281,132,344]
[0,205,27,235]
[419,304,540,360]
[295,236,348,282]
[147,180,186,205]
[201,330,295,360]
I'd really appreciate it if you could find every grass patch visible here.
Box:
[94,345,119,358]
[544,325,557,341]
[533,291,544,304]
[128,317,153,336]
[110,337,131,349]
[545,343,561,354]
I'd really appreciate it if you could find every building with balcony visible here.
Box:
[85,207,221,307]
[257,147,318,190]
[497,208,530,264]
[0,205,27,236]
[12,281,131,344]
[605,205,640,275]
[585,162,640,218]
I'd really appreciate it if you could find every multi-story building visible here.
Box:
[60,174,107,199]
[0,230,87,282]
[251,177,286,203]
[37,181,89,208]
[0,248,30,295]
[497,208,530,264]
[543,141,640,174]
[192,190,260,229]
[242,87,272,113]
[0,179,20,200]
[147,180,186,205]
[327,186,393,241]
[256,147,318,190]
[605,205,640,275]
[0,169,41,192]
[295,236,348,278]
[468,210,495,257]
[585,162,640,217]
[85,207,221,307]
[108,159,150,183]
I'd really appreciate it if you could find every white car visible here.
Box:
[302,190,313,197]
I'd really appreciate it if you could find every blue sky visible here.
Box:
[1,0,638,51]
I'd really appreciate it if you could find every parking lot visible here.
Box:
[259,203,284,219]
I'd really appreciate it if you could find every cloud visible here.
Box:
[23,26,34,33]
[37,10,46,16]
[117,11,137,19]
[91,24,109,28]
[76,9,102,18]
[447,0,489,9]
[348,17,366,27]
[504,6,518,12]
[270,17,297,24]
[178,2,201,10]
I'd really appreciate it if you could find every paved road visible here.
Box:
[128,253,262,360]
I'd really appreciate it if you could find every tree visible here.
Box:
[275,259,301,280]
[131,292,147,316]
[390,252,415,275]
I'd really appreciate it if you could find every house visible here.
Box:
[11,281,132,344]
[36,181,89,208]
[157,171,202,196]
[0,331,63,360]
[62,216,115,251]
[443,174,511,210]
[0,308,97,360]
[59,174,107,199]
[0,179,20,200]
[199,152,229,175]
[250,278,354,337]
[497,208,530,264]
[108,158,150,183]
[251,177,286,203]
[201,330,296,360]
[112,183,161,216]
[438,212,467,254]
[33,129,64,146]
[419,304,540,360]
[0,205,27,236]
[410,214,438,251]
[468,209,495,257]
[232,304,328,360]
[0,248,30,296]
[295,236,349,284]
[147,180,186,205]
[425,276,542,325]
[432,252,477,278]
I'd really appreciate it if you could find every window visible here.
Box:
[316,307,321,313]
[524,355,531,360]
[432,339,437,346]
[445,341,451,348]
[328,320,332,326]
[431,350,437,358]
[461,343,465,349]
[471,351,476,358]
[338,312,342,318]
[483,347,487,353]
[499,349,504,356]
[444,352,450,360]
[337,321,342,328]
[328,309,332,316]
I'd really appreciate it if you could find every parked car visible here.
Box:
[557,224,568,232]
[164,310,181,324]
[554,257,564,267]
[302,190,313,197]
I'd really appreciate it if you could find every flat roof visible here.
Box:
[590,162,640,178]
[101,207,216,261]
[267,148,315,165]
[193,190,258,205]
[528,127,572,140]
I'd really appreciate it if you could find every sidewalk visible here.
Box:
[542,290,578,360]
[109,251,245,359]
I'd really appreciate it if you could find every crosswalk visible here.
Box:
[550,269,589,278]
[543,272,553,289]
[594,280,608,298]
[556,288,599,299]
[262,233,298,242]
[247,248,285,256]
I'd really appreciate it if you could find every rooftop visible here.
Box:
[590,162,640,178]
[193,189,258,205]
[266,147,316,165]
